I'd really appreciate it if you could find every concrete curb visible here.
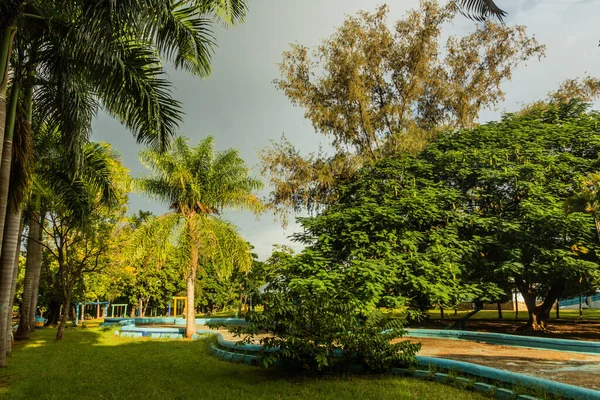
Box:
[406,329,600,355]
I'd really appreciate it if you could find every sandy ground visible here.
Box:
[399,337,600,391]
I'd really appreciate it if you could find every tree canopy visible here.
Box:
[261,1,545,220]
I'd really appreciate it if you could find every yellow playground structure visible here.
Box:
[173,297,187,318]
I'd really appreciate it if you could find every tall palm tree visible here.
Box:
[1,0,249,356]
[137,136,263,338]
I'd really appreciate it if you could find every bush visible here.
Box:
[234,249,420,372]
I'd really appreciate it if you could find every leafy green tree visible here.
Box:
[423,100,600,330]
[566,173,600,243]
[261,1,544,220]
[292,154,502,315]
[136,136,262,338]
[37,142,128,340]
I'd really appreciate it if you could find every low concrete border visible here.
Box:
[406,329,600,355]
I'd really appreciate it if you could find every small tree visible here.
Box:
[39,143,128,340]
[237,248,420,372]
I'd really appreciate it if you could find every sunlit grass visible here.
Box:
[0,324,487,400]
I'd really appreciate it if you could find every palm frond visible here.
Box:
[199,0,249,26]
[81,142,119,208]
[455,0,506,22]
[148,2,215,76]
[80,39,182,151]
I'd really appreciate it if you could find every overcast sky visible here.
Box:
[91,0,600,260]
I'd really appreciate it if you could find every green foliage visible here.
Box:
[292,154,500,313]
[237,249,420,372]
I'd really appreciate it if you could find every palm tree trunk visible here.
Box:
[0,78,20,267]
[5,215,23,356]
[185,266,198,339]
[0,26,17,162]
[15,203,42,340]
[28,219,44,328]
[0,205,22,366]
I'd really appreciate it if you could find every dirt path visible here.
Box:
[404,337,600,391]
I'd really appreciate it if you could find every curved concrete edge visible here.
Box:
[406,329,600,355]
[206,332,600,399]
[416,356,600,400]
[102,317,247,327]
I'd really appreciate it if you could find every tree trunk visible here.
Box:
[56,291,71,341]
[185,267,197,338]
[15,205,42,340]
[556,300,560,319]
[518,282,564,331]
[0,79,20,270]
[96,304,100,319]
[45,301,60,326]
[5,216,23,356]
[440,306,444,319]
[0,26,17,161]
[29,260,41,326]
[142,299,148,318]
[497,302,503,319]
[0,205,22,366]
[138,298,143,317]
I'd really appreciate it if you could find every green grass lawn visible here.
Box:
[0,324,487,400]
[425,308,600,320]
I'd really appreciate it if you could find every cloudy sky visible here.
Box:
[91,0,600,260]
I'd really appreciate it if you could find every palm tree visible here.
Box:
[455,0,506,21]
[1,0,249,355]
[136,136,263,338]
[15,127,117,340]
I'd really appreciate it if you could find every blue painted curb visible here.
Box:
[207,332,600,400]
[406,329,600,355]
[101,317,248,327]
[416,356,600,400]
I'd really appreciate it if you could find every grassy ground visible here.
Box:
[425,309,600,320]
[0,323,487,400]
